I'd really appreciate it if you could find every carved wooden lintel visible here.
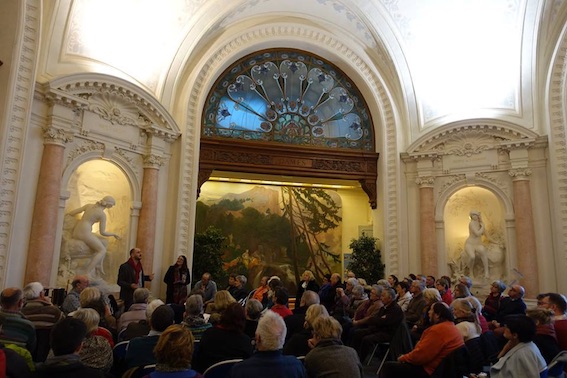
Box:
[199,139,379,209]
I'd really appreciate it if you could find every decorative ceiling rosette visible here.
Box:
[203,50,374,151]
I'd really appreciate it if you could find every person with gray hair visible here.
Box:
[405,278,427,327]
[181,294,212,340]
[21,282,63,362]
[21,281,64,334]
[119,298,164,342]
[305,316,363,377]
[230,310,307,378]
[232,274,249,304]
[285,290,320,342]
[244,298,264,339]
[117,287,150,332]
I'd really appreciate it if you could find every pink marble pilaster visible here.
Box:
[510,170,538,297]
[418,177,437,277]
[136,155,162,283]
[25,128,69,285]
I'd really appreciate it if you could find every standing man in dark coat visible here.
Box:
[118,247,154,312]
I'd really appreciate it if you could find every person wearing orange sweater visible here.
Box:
[380,302,464,378]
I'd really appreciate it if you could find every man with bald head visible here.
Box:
[490,284,527,338]
[61,275,89,314]
[0,287,36,352]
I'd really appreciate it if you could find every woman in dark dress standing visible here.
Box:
[164,255,191,304]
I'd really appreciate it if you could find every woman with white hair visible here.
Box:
[296,270,320,303]
[71,308,113,372]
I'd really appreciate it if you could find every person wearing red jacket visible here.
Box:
[380,302,464,378]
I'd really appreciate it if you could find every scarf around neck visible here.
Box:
[128,257,142,283]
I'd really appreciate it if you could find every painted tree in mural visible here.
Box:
[281,187,342,283]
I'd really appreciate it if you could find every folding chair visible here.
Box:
[203,358,243,378]
[375,321,414,374]
[546,350,567,378]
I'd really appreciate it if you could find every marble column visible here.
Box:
[25,127,70,285]
[417,177,438,277]
[135,154,163,284]
[509,168,538,297]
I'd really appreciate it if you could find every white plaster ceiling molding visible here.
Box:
[42,73,181,143]
[407,121,540,158]
[378,0,536,126]
[217,0,379,49]
[60,0,199,92]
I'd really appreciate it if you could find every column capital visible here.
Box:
[42,126,72,146]
[142,154,165,169]
[508,168,532,181]
[416,176,435,188]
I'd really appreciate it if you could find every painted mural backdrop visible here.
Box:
[196,182,343,294]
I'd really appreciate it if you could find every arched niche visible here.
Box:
[58,159,132,290]
[441,186,510,284]
[402,119,547,291]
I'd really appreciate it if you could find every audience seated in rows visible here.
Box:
[538,292,567,350]
[352,284,384,327]
[0,287,36,352]
[181,294,212,341]
[483,280,507,322]
[285,290,320,342]
[21,281,64,362]
[435,277,453,306]
[410,287,441,341]
[380,302,464,378]
[251,275,270,307]
[452,298,482,342]
[231,310,306,378]
[145,324,204,378]
[490,314,546,378]
[193,302,253,373]
[120,298,163,342]
[71,308,113,372]
[61,275,89,315]
[125,303,175,369]
[21,282,64,330]
[244,298,263,339]
[526,307,561,364]
[270,288,293,318]
[117,287,149,333]
[78,286,117,339]
[405,279,427,327]
[35,317,104,378]
[350,287,404,362]
[305,315,362,377]
[284,304,329,357]
[193,273,217,304]
[319,273,342,313]
[295,270,320,304]
[206,290,235,325]
[395,281,411,312]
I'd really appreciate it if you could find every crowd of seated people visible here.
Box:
[1,270,566,378]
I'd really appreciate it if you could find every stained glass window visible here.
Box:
[203,50,374,151]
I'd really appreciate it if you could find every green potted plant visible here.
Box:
[192,226,227,286]
[347,233,385,284]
